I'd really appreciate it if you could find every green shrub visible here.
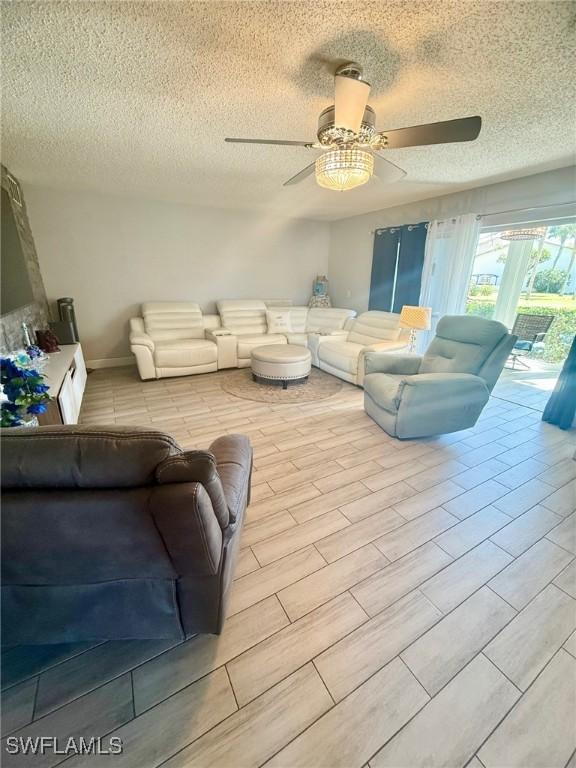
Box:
[533,269,568,294]
[469,284,496,297]
[466,301,575,362]
[479,285,495,297]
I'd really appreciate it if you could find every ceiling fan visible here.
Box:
[225,62,482,192]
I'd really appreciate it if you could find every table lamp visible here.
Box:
[399,305,432,352]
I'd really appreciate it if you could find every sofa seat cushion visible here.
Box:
[363,373,404,413]
[236,334,287,359]
[318,341,365,374]
[154,339,217,368]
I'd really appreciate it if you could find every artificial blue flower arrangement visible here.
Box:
[0,352,51,427]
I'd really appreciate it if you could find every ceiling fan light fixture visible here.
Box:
[315,148,374,191]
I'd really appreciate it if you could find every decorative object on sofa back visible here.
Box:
[363,314,517,439]
[1,425,252,643]
[309,275,331,308]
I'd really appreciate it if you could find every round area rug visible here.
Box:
[221,367,343,403]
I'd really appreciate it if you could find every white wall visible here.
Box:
[24,186,330,363]
[328,166,576,312]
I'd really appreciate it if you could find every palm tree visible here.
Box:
[549,224,576,269]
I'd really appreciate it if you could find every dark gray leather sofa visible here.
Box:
[1,426,252,644]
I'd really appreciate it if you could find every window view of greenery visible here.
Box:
[466,223,576,362]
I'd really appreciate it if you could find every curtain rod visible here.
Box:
[370,200,576,234]
[477,199,576,218]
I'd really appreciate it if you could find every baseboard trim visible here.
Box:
[86,357,135,369]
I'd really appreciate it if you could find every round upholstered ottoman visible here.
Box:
[251,344,312,389]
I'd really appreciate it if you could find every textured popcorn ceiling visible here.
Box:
[2,1,575,221]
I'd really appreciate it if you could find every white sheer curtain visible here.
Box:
[417,213,481,351]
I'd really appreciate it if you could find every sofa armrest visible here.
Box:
[156,450,230,528]
[130,333,155,351]
[129,319,154,350]
[209,434,253,523]
[129,323,156,380]
[364,352,423,375]
[400,372,490,401]
[206,329,237,369]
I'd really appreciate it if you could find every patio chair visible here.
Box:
[508,313,555,369]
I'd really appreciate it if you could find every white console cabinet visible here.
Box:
[39,343,87,425]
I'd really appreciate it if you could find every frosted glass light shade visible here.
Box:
[399,305,432,330]
[315,149,374,191]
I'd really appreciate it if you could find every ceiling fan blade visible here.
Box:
[377,116,482,149]
[334,73,371,134]
[283,161,316,187]
[373,153,407,184]
[225,138,313,147]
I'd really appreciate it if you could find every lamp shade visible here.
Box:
[399,305,432,331]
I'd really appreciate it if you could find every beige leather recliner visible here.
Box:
[316,310,410,386]
[130,302,220,380]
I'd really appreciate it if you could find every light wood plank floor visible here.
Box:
[2,365,576,768]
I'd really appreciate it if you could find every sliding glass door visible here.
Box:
[465,221,576,412]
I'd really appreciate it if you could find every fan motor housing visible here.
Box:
[317,105,376,146]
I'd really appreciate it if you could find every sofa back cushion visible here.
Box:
[217,300,268,335]
[143,302,205,341]
[307,308,357,333]
[347,311,401,345]
[1,426,180,489]
[284,306,309,333]
[420,315,510,376]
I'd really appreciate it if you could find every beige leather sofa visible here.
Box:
[129,302,221,380]
[129,300,358,381]
[316,311,410,386]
